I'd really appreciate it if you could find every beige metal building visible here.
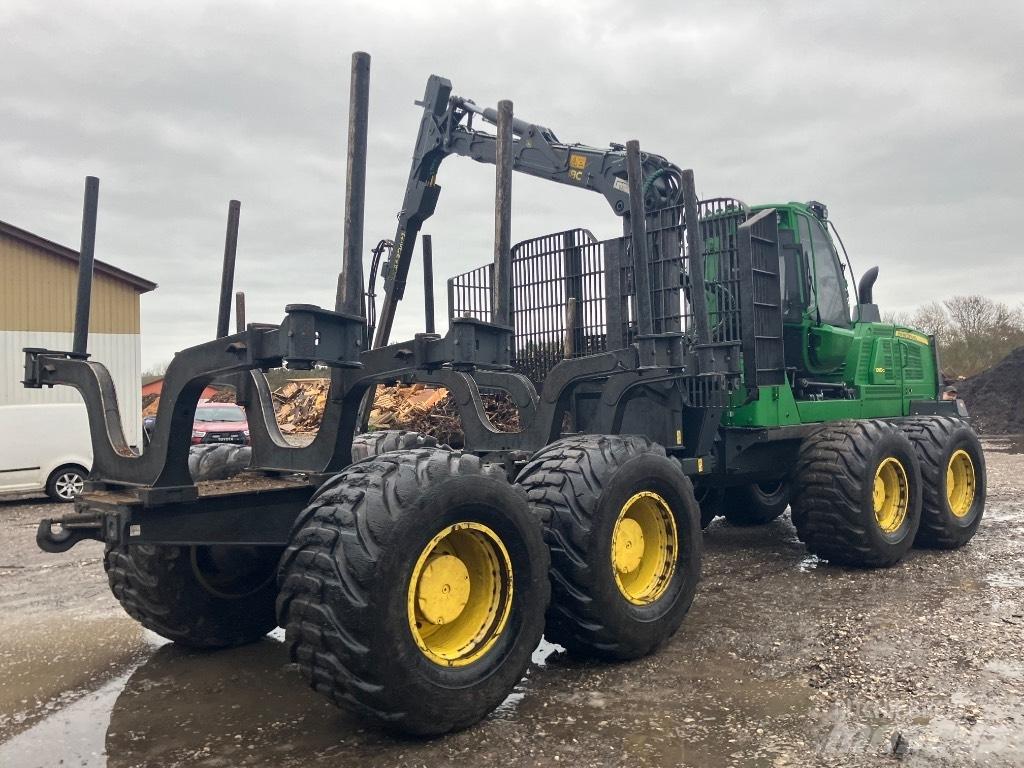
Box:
[0,219,156,443]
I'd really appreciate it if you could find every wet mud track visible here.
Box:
[0,442,1021,767]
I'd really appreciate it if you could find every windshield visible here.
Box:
[798,214,850,327]
[195,406,245,423]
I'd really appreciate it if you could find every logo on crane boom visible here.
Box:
[568,153,588,182]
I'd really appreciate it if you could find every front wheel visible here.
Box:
[277,449,549,736]
[517,435,701,660]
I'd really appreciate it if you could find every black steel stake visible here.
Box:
[338,51,371,317]
[680,169,712,354]
[423,234,435,334]
[72,176,99,357]
[626,141,654,338]
[217,200,241,338]
[492,99,513,328]
[234,291,246,333]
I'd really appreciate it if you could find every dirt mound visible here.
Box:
[957,346,1024,434]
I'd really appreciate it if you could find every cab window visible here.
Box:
[779,243,805,323]
[798,214,850,328]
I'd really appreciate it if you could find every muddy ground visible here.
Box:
[0,438,1021,768]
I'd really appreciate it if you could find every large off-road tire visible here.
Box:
[791,420,922,568]
[350,429,439,461]
[188,444,251,481]
[723,480,791,526]
[899,416,986,549]
[516,434,701,660]
[105,545,280,648]
[693,482,724,529]
[277,448,549,736]
[104,443,278,649]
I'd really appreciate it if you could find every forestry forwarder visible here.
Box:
[23,53,984,737]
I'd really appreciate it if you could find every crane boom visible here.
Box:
[371,74,685,348]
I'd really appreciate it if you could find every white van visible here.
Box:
[0,403,92,501]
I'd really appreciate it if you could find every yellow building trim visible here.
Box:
[1,231,147,334]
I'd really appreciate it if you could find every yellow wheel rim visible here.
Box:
[611,491,678,605]
[946,449,976,518]
[407,522,513,667]
[873,457,909,533]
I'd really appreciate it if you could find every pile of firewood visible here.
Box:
[272,379,330,433]
[142,378,520,446]
[272,380,519,447]
[368,383,519,447]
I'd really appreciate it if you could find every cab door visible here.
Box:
[797,212,854,374]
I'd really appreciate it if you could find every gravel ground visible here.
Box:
[0,439,1021,767]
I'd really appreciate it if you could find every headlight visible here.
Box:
[192,430,207,438]
[243,429,250,437]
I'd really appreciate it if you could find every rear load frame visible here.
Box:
[28,116,785,555]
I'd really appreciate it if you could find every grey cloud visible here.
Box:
[0,0,1020,367]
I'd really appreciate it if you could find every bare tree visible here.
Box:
[885,297,1023,376]
[906,296,1024,377]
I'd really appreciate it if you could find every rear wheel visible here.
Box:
[277,448,549,736]
[105,544,279,648]
[105,444,279,648]
[723,480,791,526]
[517,435,701,660]
[188,444,251,481]
[791,420,922,568]
[693,482,724,529]
[900,416,986,549]
[350,429,439,461]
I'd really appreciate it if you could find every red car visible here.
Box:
[191,402,250,445]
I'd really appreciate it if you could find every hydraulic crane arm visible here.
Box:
[372,74,686,348]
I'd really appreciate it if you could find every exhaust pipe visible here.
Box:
[856,266,881,323]
[857,266,879,305]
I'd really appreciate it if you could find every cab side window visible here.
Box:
[780,242,805,323]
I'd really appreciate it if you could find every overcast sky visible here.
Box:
[2,0,1021,367]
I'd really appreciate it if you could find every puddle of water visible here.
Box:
[0,668,137,768]
[985,572,1024,588]
[0,633,577,767]
[812,698,1024,766]
[0,615,158,741]
[797,554,820,572]
[531,636,563,666]
[0,637,361,768]
[981,435,1024,455]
